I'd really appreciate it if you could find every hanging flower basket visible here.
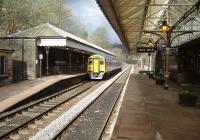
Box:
[138,71,148,74]
[148,71,154,79]
[179,91,198,106]
[155,74,164,85]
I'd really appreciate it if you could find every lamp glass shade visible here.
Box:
[159,20,170,32]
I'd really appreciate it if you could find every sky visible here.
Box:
[64,0,121,44]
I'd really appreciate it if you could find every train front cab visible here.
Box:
[88,55,106,80]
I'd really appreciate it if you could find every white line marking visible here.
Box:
[102,65,132,139]
[155,131,163,140]
[131,65,134,74]
[29,67,130,140]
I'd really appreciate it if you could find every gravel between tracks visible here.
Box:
[58,67,130,140]
[29,67,130,140]
[0,82,96,139]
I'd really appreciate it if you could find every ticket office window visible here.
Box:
[0,56,5,75]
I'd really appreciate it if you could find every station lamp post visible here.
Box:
[159,20,170,90]
[147,39,154,74]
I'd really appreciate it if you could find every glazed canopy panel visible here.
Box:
[97,0,199,54]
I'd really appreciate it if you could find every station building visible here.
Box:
[0,49,13,85]
[177,38,200,84]
[0,23,115,83]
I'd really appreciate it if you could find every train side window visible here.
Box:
[89,59,93,65]
[100,59,104,65]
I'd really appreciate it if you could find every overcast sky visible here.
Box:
[64,0,121,44]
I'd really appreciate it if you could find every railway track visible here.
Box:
[56,68,130,140]
[28,67,131,140]
[0,81,99,139]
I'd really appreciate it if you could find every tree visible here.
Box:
[0,0,79,36]
[66,17,88,40]
[29,0,74,30]
[89,27,112,50]
[111,47,126,61]
[0,0,32,35]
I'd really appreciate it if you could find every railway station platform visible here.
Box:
[111,68,200,140]
[0,73,86,113]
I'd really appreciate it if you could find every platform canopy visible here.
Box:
[8,23,116,57]
[97,0,200,54]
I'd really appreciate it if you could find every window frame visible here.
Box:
[89,59,93,65]
[0,56,5,75]
[100,59,104,65]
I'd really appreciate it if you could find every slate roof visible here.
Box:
[9,23,115,56]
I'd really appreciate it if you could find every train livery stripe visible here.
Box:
[93,58,99,73]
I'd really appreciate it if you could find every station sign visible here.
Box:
[37,38,67,47]
[39,54,43,60]
[137,47,156,53]
[162,47,179,55]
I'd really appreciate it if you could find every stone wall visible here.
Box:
[0,39,37,81]
[23,39,37,80]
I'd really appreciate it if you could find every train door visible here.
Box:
[100,58,105,72]
[88,58,93,72]
[93,58,99,73]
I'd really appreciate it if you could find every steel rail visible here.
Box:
[0,81,96,139]
[53,67,130,140]
[0,82,85,121]
[98,68,130,140]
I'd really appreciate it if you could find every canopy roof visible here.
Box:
[97,0,200,54]
[9,23,115,56]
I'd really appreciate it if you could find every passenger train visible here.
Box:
[87,54,121,80]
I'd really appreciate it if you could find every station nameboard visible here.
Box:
[137,47,156,53]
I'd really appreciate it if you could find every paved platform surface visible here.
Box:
[0,73,85,112]
[112,72,200,140]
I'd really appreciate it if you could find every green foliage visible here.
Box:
[0,0,88,38]
[138,71,148,74]
[110,47,125,61]
[30,0,72,29]
[89,27,112,50]
[67,18,88,40]
[0,0,126,61]
[155,73,163,79]
[179,90,193,96]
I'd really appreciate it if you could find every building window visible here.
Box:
[0,56,5,75]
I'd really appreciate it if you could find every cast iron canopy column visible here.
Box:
[69,49,72,73]
[164,31,171,90]
[82,53,85,71]
[44,46,50,75]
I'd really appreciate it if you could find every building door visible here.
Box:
[0,56,5,75]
